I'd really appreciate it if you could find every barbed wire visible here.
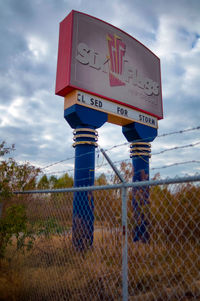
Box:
[42,157,74,170]
[46,169,74,175]
[158,125,200,138]
[42,149,102,170]
[96,158,200,174]
[44,156,200,178]
[40,125,200,172]
[44,141,200,176]
[151,160,200,170]
[152,141,200,156]
[105,125,200,152]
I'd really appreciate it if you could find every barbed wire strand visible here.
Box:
[152,141,200,156]
[38,125,200,172]
[44,139,200,175]
[105,125,200,152]
[45,158,200,178]
[151,160,200,170]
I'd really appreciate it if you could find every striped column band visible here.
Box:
[130,142,151,158]
[72,128,98,147]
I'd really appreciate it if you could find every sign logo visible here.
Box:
[106,34,126,87]
[76,34,160,96]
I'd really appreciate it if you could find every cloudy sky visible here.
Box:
[1,0,200,180]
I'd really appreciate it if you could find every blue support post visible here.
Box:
[122,122,157,243]
[72,127,97,250]
[64,104,107,250]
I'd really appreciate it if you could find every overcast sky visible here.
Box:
[1,0,200,180]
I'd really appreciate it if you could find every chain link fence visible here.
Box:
[127,178,200,300]
[0,175,200,300]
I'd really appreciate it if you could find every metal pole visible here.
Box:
[100,148,128,300]
[100,148,125,183]
[122,185,128,301]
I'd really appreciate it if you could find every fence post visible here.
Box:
[0,202,3,218]
[100,148,128,300]
[122,185,128,301]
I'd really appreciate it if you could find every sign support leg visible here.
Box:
[72,127,97,250]
[122,122,157,243]
[64,104,107,250]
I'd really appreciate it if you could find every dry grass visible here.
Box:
[0,229,199,301]
[128,240,200,299]
[0,232,122,301]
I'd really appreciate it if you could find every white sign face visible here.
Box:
[65,90,158,128]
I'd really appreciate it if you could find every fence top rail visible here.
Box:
[5,174,200,195]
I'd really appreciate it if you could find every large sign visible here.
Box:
[56,10,163,120]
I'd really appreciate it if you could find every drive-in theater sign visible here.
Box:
[55,10,163,127]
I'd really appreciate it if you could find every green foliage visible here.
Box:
[0,158,41,194]
[0,204,64,258]
[37,173,74,190]
[53,173,73,189]
[0,141,41,194]
[37,174,49,189]
[0,204,35,258]
[0,140,41,200]
[49,175,57,188]
[36,217,63,238]
[0,141,42,258]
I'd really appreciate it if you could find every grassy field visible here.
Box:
[0,230,122,301]
[0,229,199,301]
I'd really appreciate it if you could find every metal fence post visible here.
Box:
[100,148,128,300]
[122,185,128,301]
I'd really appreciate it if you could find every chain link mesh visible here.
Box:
[128,182,200,300]
[1,189,122,300]
[0,179,199,300]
